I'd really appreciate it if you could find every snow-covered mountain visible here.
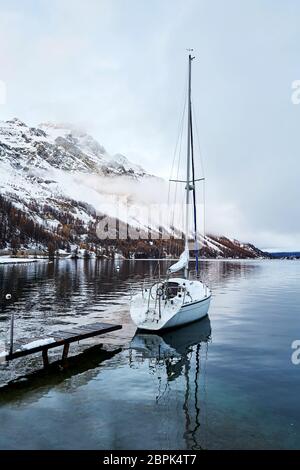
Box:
[0,118,146,176]
[0,118,269,258]
[0,118,154,230]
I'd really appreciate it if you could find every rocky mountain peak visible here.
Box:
[0,118,146,176]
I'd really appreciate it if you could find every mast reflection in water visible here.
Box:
[129,317,211,449]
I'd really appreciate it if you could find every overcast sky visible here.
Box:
[0,0,299,251]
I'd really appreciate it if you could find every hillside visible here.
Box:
[0,118,270,259]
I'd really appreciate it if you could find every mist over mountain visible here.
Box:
[0,118,269,259]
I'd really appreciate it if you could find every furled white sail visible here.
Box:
[168,248,189,274]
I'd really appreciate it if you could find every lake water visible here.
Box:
[0,259,299,450]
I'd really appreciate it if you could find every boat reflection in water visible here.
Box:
[129,316,212,449]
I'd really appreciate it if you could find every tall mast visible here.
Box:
[184,52,194,278]
[190,104,199,276]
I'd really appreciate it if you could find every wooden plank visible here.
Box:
[66,328,96,336]
[77,322,114,330]
[51,331,78,339]
[93,322,116,328]
[6,323,122,361]
[68,328,100,336]
[76,324,104,331]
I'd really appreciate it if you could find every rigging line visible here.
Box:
[171,107,186,247]
[171,124,183,232]
[168,71,189,207]
[167,78,187,257]
[171,94,187,231]
[169,76,188,250]
[192,101,207,258]
[176,190,186,248]
[190,102,199,275]
[153,259,159,279]
[203,179,206,261]
[192,102,205,179]
[170,68,189,233]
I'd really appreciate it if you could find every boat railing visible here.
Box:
[146,281,195,316]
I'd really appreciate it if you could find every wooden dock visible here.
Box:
[4,322,122,367]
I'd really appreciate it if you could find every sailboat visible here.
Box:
[130,52,211,331]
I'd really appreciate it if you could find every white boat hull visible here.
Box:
[130,278,211,331]
[161,296,211,330]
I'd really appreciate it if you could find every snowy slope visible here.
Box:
[0,118,146,176]
[0,118,269,258]
[0,118,154,231]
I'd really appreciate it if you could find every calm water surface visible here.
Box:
[0,259,299,450]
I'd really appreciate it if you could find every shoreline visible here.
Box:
[0,257,50,265]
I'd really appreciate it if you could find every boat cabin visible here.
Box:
[163,281,185,299]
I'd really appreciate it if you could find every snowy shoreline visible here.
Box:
[0,257,49,265]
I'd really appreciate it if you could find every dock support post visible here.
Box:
[9,312,14,356]
[6,294,14,356]
[42,349,49,368]
[62,343,70,366]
